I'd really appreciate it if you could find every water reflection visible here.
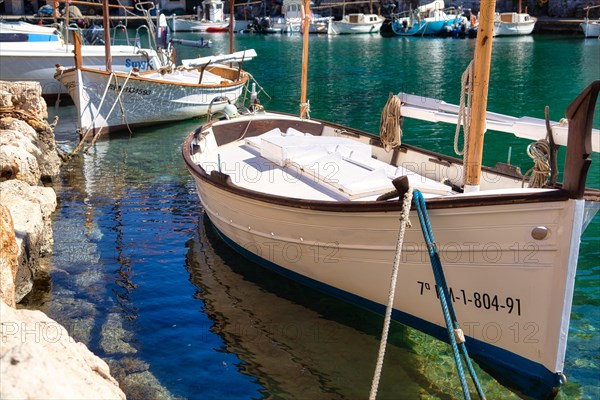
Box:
[185,213,521,399]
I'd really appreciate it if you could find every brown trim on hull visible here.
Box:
[563,80,600,199]
[184,109,599,210]
[209,118,324,146]
[59,65,250,89]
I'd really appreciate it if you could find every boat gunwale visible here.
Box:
[55,64,250,89]
[182,112,599,212]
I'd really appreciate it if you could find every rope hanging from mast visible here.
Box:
[379,93,403,152]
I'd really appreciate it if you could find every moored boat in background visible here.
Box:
[329,13,385,34]
[390,0,464,37]
[171,0,233,32]
[493,12,536,36]
[0,20,168,98]
[581,4,600,38]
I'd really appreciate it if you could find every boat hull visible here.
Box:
[58,67,247,134]
[329,17,384,34]
[581,20,600,37]
[194,177,580,398]
[171,17,233,32]
[391,16,462,36]
[0,45,162,97]
[493,20,536,36]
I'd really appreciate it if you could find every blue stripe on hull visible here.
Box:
[207,217,563,399]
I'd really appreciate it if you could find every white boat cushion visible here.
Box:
[252,132,451,199]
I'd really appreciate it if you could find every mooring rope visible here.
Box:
[522,139,551,188]
[369,186,413,400]
[413,190,486,400]
[70,71,118,156]
[83,70,135,153]
[379,93,403,152]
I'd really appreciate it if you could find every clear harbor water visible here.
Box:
[23,32,599,399]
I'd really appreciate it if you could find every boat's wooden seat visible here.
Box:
[247,128,453,199]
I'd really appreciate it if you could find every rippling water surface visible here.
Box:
[28,32,599,399]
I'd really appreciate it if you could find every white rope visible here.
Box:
[71,71,117,155]
[81,70,134,153]
[522,139,551,188]
[454,60,474,156]
[454,61,474,186]
[369,186,414,400]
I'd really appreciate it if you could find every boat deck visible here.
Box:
[202,126,453,201]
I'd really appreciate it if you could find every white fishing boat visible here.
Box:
[493,12,536,36]
[329,13,385,34]
[56,2,252,138]
[581,4,600,38]
[182,1,600,398]
[171,0,233,32]
[0,21,166,98]
[56,34,251,136]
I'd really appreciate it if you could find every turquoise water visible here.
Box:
[33,32,599,399]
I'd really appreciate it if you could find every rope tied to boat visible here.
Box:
[522,139,551,188]
[379,93,403,152]
[70,70,134,156]
[455,60,474,185]
[413,190,486,400]
[369,184,413,400]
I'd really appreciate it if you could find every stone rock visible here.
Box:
[0,125,61,181]
[0,81,47,120]
[0,143,40,186]
[0,300,126,400]
[0,180,57,302]
[0,206,18,308]
[0,90,12,108]
[0,117,38,143]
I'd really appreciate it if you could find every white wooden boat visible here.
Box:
[493,12,536,36]
[55,2,251,137]
[171,0,233,32]
[329,13,385,34]
[183,85,600,399]
[55,35,251,135]
[581,4,600,38]
[182,1,600,397]
[581,19,600,37]
[0,21,165,98]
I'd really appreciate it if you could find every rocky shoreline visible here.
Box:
[0,80,126,399]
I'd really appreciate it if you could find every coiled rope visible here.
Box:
[379,93,403,152]
[522,139,551,188]
[413,190,486,400]
[369,185,413,400]
[454,61,474,185]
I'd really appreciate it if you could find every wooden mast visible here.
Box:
[463,0,496,192]
[102,0,112,72]
[299,0,310,118]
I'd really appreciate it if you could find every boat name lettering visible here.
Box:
[107,84,151,96]
[417,281,522,316]
[124,59,148,71]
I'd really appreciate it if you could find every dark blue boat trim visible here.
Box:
[210,220,562,399]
